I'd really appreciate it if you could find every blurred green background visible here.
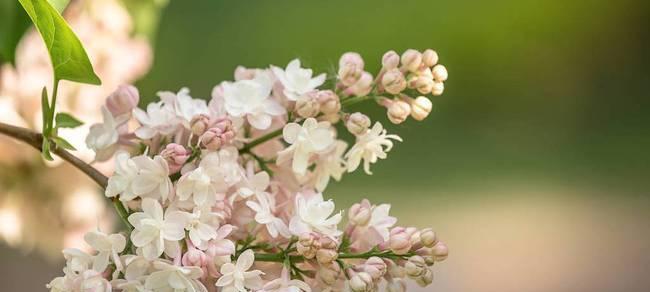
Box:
[3,0,650,291]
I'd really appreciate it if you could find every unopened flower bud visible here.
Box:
[182,247,207,267]
[401,49,423,72]
[199,119,234,150]
[363,257,387,280]
[349,272,374,292]
[386,100,411,124]
[160,143,190,174]
[419,228,437,247]
[432,241,448,261]
[382,50,400,69]
[432,64,448,81]
[405,256,426,278]
[295,93,321,118]
[382,68,407,94]
[349,200,372,226]
[317,90,341,114]
[106,85,139,117]
[345,72,373,96]
[190,114,211,136]
[410,96,433,121]
[422,49,439,67]
[410,76,434,95]
[316,249,338,264]
[318,263,341,285]
[415,268,433,287]
[432,81,445,96]
[297,233,321,259]
[389,227,413,255]
[346,112,371,135]
[338,52,365,86]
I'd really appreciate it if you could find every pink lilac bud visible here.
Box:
[385,99,411,125]
[318,262,341,285]
[295,92,321,118]
[401,49,423,72]
[432,64,448,81]
[419,228,437,247]
[432,241,448,261]
[388,227,413,255]
[410,76,434,95]
[381,68,407,95]
[190,114,211,136]
[161,143,190,174]
[410,96,433,121]
[422,49,439,68]
[348,199,372,226]
[404,256,427,278]
[415,268,433,287]
[106,84,139,117]
[182,247,208,267]
[349,271,374,292]
[338,52,365,86]
[317,90,341,114]
[363,257,387,280]
[416,248,436,266]
[346,112,371,136]
[432,81,445,96]
[316,236,339,264]
[199,119,234,150]
[297,233,321,259]
[345,72,373,96]
[382,50,400,69]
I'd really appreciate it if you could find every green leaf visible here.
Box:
[40,87,50,134]
[0,0,32,64]
[55,112,83,128]
[51,136,76,150]
[18,0,101,85]
[41,138,54,161]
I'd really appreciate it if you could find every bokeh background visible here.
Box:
[1,0,649,291]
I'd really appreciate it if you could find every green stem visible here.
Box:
[341,95,373,108]
[240,128,283,152]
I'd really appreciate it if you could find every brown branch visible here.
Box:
[0,122,107,188]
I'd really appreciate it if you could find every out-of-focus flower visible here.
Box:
[105,152,139,201]
[272,59,326,101]
[106,85,139,118]
[86,107,122,161]
[83,231,126,275]
[260,267,311,292]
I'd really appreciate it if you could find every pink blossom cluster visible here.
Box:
[49,50,449,292]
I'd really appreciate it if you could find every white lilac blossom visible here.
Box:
[345,122,402,175]
[128,198,185,260]
[289,193,342,238]
[85,106,122,161]
[45,50,449,292]
[277,118,334,176]
[215,249,264,292]
[271,58,326,101]
[223,72,285,130]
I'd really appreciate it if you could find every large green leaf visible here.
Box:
[18,0,101,85]
[0,0,32,64]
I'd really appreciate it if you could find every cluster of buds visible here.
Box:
[45,50,449,292]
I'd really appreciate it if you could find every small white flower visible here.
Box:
[246,192,290,238]
[271,58,326,101]
[145,260,206,292]
[110,278,148,292]
[215,249,264,292]
[345,122,402,175]
[236,170,270,200]
[131,155,173,202]
[133,100,178,139]
[159,87,209,129]
[277,118,334,176]
[223,72,285,129]
[350,201,397,251]
[167,207,220,250]
[105,151,138,201]
[62,248,93,274]
[312,140,348,192]
[85,106,122,161]
[259,267,311,292]
[289,193,342,238]
[128,198,186,260]
[83,231,126,277]
[176,152,230,206]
